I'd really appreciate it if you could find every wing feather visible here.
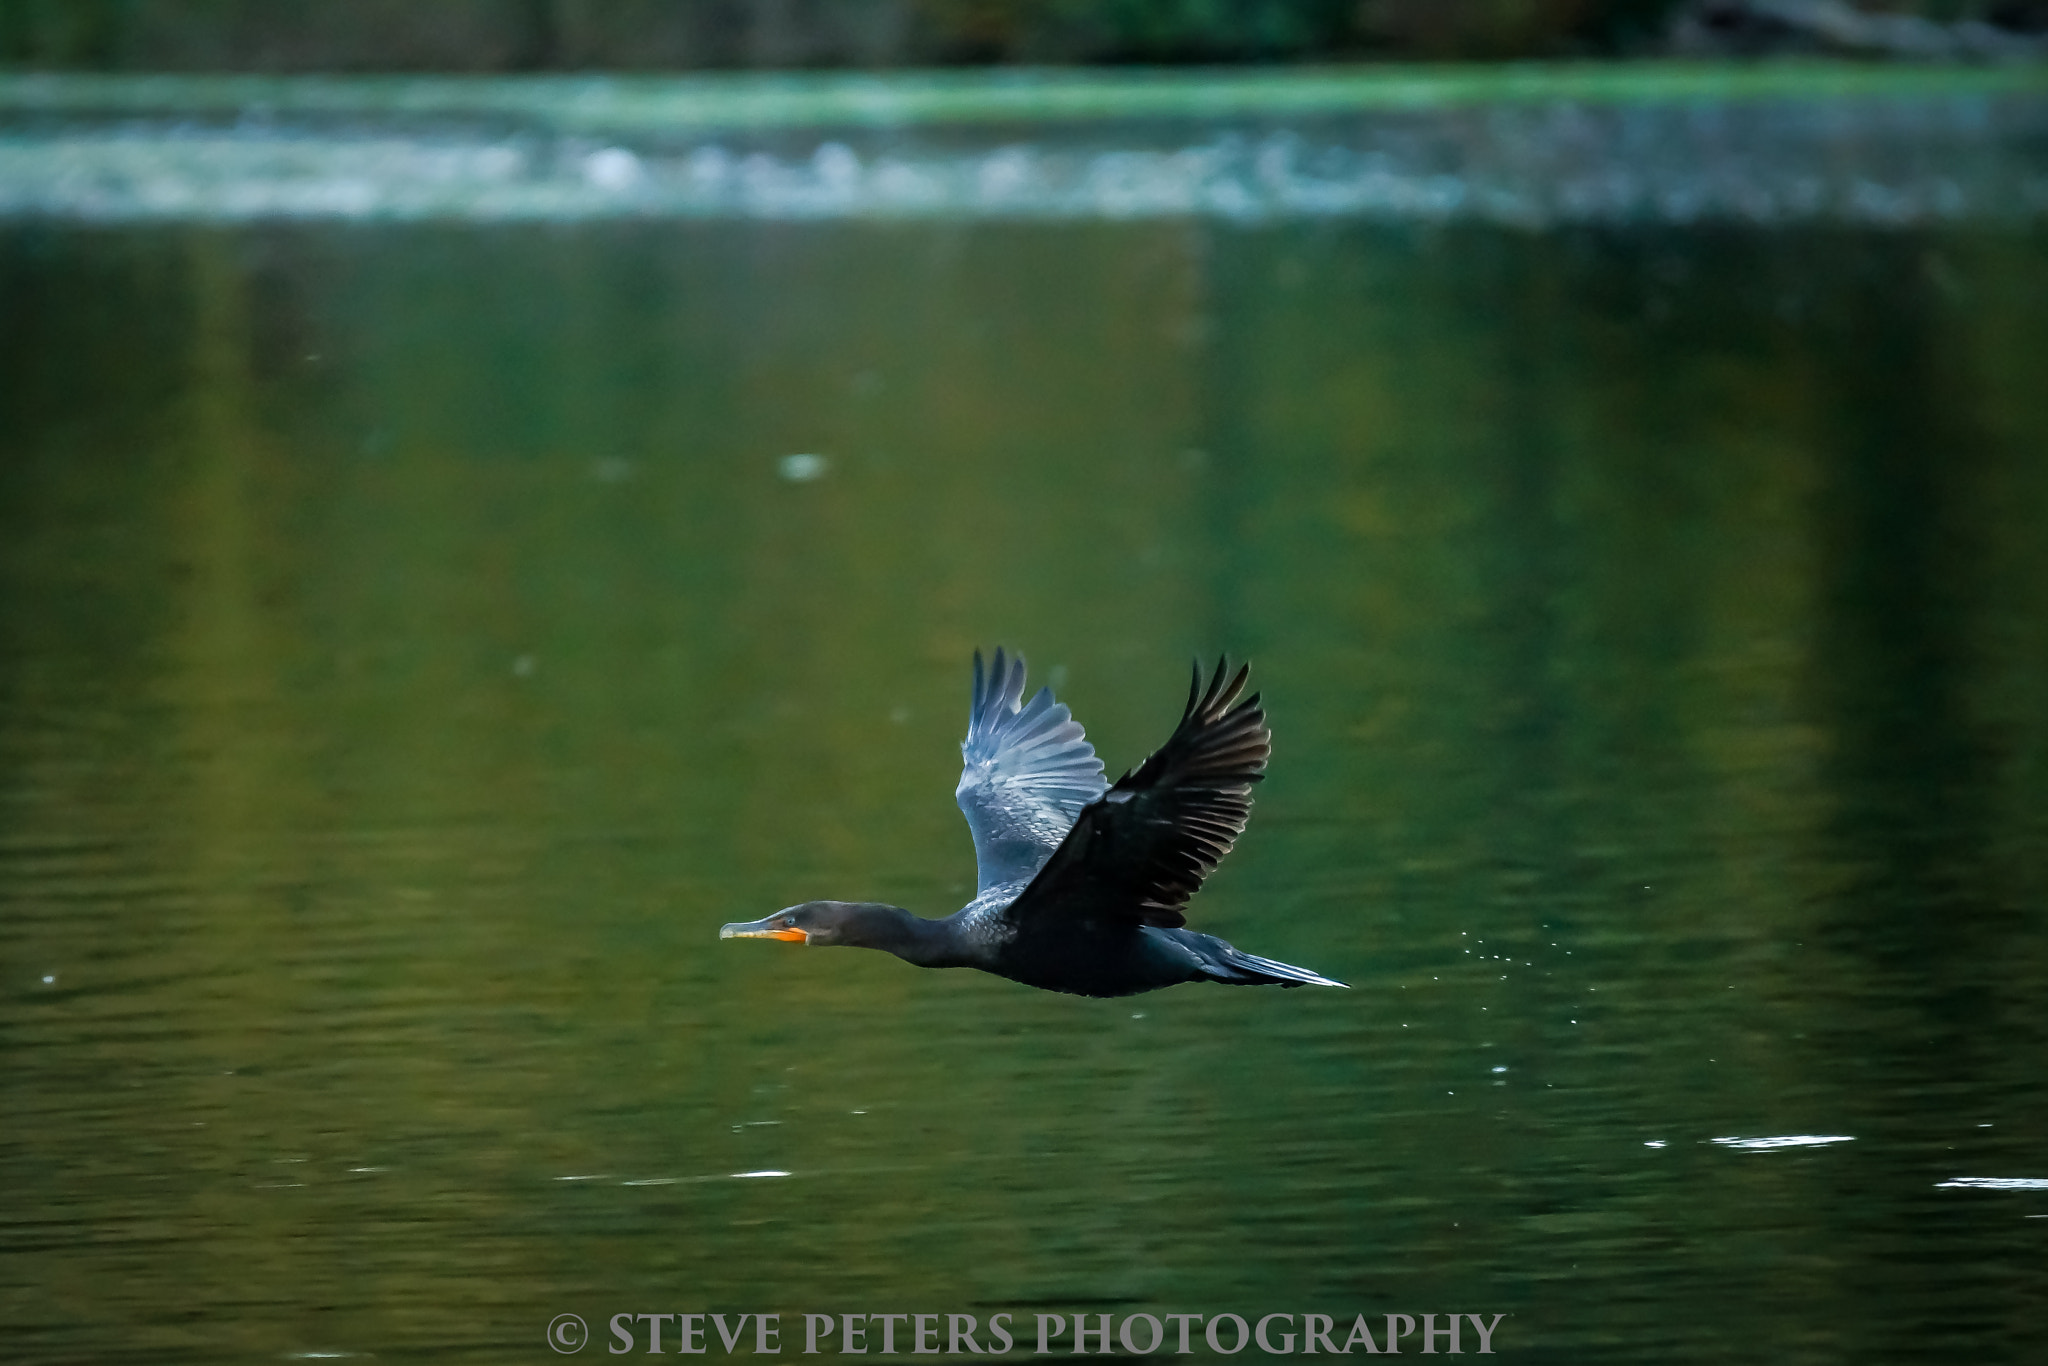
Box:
[1005,656,1269,931]
[955,648,1108,893]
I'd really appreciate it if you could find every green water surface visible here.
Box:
[4,212,2047,1363]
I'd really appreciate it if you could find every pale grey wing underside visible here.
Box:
[955,647,1108,894]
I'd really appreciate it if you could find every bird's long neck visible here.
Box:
[843,903,967,969]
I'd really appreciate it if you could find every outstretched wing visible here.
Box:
[955,647,1108,894]
[1006,657,1269,931]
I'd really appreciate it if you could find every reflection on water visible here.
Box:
[4,197,2048,1360]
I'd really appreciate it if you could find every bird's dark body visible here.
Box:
[721,651,1345,998]
[938,902,1324,997]
[977,914,1177,998]
[992,923,1298,998]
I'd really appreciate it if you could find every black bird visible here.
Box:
[720,649,1346,998]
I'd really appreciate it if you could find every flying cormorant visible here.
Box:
[720,649,1346,998]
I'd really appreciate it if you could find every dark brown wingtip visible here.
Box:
[1206,654,1232,714]
[1219,660,1252,716]
[1191,656,1254,723]
[1186,655,1218,721]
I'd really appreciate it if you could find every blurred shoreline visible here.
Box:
[4,64,2044,226]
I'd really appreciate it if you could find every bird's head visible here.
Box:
[719,901,902,949]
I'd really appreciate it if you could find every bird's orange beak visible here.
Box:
[719,917,808,943]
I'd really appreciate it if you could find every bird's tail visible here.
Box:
[1204,945,1348,989]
